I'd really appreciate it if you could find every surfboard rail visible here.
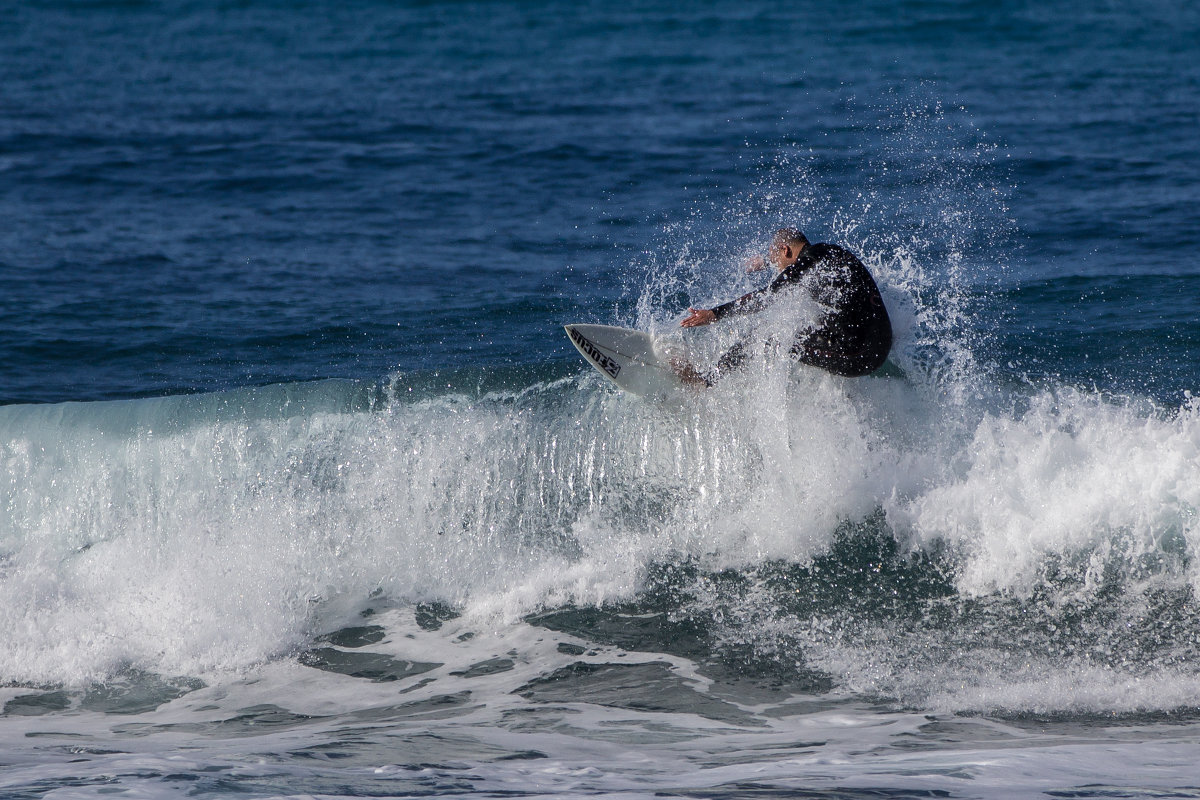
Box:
[564,324,684,398]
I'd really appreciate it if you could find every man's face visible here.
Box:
[769,241,791,270]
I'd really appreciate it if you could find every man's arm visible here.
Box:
[681,254,810,328]
[680,284,773,327]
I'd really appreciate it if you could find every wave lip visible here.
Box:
[893,389,1200,596]
[2,356,1199,714]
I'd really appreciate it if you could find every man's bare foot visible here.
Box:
[669,358,710,389]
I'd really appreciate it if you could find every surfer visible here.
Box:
[673,228,892,385]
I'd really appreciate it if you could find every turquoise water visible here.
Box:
[2,2,1200,798]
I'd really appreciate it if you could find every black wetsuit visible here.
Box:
[709,242,892,378]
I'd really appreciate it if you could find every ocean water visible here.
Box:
[3,1,1200,798]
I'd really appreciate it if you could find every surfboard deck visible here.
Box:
[564,324,685,399]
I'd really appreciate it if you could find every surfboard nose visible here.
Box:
[563,323,686,398]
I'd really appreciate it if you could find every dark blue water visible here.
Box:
[3,1,1196,404]
[4,3,1200,798]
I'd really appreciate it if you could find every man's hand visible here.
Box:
[680,307,716,328]
[668,357,710,389]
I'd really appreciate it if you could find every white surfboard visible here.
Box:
[564,324,686,399]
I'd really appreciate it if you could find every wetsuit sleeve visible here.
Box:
[711,287,771,321]
[711,258,810,321]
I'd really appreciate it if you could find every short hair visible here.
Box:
[773,227,809,248]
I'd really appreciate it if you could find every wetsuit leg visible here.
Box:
[790,320,892,377]
[714,340,750,374]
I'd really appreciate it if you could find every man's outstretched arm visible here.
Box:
[682,284,774,328]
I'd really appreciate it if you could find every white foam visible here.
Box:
[892,390,1200,596]
[3,341,1199,700]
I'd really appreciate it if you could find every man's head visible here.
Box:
[769,227,809,269]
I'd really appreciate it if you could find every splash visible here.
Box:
[4,103,1199,716]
